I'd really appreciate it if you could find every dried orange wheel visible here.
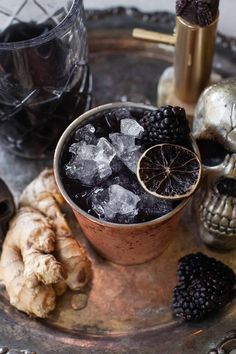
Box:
[137,144,202,200]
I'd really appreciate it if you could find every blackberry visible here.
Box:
[139,105,190,148]
[177,253,235,285]
[172,253,235,321]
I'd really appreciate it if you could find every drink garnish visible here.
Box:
[137,143,201,200]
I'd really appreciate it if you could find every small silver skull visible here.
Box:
[193,78,236,249]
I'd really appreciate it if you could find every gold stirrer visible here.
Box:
[132,0,220,117]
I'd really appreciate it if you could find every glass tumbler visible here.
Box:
[0,0,92,158]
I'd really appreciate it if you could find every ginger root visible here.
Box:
[13,207,65,288]
[0,207,58,317]
[0,169,92,318]
[20,169,92,291]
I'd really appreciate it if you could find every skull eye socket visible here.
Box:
[197,139,228,167]
[0,201,10,218]
[217,178,236,198]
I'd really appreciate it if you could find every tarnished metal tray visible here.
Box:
[1,7,236,354]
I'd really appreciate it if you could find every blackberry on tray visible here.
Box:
[173,253,235,321]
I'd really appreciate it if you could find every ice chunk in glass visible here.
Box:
[75,124,97,144]
[65,159,99,186]
[109,133,141,173]
[120,150,142,173]
[109,133,139,155]
[90,184,141,223]
[120,118,144,138]
[104,185,140,219]
[94,138,116,179]
[65,137,116,185]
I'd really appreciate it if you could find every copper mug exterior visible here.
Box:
[54,102,193,265]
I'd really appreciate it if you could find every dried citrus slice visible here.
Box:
[137,144,202,200]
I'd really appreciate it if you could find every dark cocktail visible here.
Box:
[60,105,195,224]
[0,0,92,158]
[54,102,200,264]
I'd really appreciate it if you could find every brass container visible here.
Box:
[174,15,218,103]
[54,102,193,265]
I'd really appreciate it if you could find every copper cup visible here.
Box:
[54,102,196,265]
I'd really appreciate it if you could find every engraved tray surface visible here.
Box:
[0,8,236,354]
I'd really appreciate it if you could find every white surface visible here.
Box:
[84,0,235,36]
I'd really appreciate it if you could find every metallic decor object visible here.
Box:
[193,78,236,249]
[174,0,219,104]
[133,0,220,106]
[0,0,92,159]
[174,15,218,103]
[0,348,8,354]
[0,348,36,354]
[208,330,236,354]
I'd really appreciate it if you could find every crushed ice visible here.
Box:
[65,134,116,186]
[65,117,173,223]
[91,184,141,222]
[120,118,144,138]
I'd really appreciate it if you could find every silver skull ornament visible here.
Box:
[193,78,236,249]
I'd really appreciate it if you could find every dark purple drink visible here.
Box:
[0,0,91,158]
[61,107,178,224]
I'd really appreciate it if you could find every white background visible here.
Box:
[84,0,235,36]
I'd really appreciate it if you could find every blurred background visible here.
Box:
[84,0,235,36]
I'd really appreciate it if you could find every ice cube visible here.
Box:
[75,124,97,144]
[95,138,116,179]
[95,138,116,163]
[112,108,132,121]
[97,162,112,180]
[69,142,81,155]
[90,184,141,223]
[65,159,99,186]
[109,133,142,173]
[109,133,139,155]
[104,108,132,132]
[120,118,144,138]
[90,187,108,218]
[69,142,96,160]
[67,138,115,184]
[120,150,142,173]
[104,185,141,218]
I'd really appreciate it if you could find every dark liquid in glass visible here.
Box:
[0,23,92,158]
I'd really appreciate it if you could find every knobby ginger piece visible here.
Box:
[20,169,92,291]
[71,293,88,311]
[21,168,64,205]
[53,280,68,296]
[5,207,65,288]
[0,207,62,317]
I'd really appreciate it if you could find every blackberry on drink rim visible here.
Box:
[139,105,190,148]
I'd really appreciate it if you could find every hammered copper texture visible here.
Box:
[74,206,184,265]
